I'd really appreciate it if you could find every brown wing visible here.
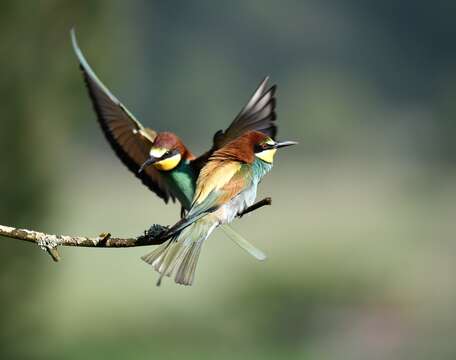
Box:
[192,77,277,171]
[71,30,175,204]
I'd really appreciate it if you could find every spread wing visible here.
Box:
[192,77,277,172]
[215,76,277,147]
[71,30,175,204]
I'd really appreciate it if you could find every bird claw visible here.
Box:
[137,224,169,244]
[146,224,169,238]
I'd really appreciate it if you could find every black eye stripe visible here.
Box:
[254,143,275,153]
[161,149,179,159]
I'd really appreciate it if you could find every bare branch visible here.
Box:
[0,225,163,262]
[0,197,272,262]
[239,197,272,217]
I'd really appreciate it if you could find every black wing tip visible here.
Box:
[270,124,278,140]
[270,110,277,122]
[269,97,277,111]
[268,84,277,96]
[260,76,278,92]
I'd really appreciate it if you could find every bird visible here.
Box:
[71,30,277,258]
[141,131,297,286]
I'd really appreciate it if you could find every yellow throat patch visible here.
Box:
[154,153,181,171]
[149,147,181,171]
[255,139,277,163]
[255,148,277,163]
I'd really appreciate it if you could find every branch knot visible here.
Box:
[36,234,61,262]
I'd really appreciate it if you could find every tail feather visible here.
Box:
[141,240,171,268]
[141,216,217,286]
[175,241,203,285]
[163,246,185,277]
[156,241,183,286]
[187,242,203,284]
[220,225,267,260]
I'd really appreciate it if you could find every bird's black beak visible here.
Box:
[274,140,298,149]
[138,156,158,173]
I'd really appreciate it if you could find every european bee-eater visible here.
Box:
[71,30,277,258]
[142,131,297,285]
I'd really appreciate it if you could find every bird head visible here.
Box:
[253,133,297,164]
[139,132,191,173]
[210,131,297,164]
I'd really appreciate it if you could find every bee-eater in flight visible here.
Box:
[142,131,297,285]
[71,30,277,259]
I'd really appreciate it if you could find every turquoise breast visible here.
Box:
[167,160,197,210]
[251,157,273,184]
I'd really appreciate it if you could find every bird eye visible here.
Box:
[254,144,263,153]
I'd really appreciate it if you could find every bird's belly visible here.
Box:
[215,183,258,225]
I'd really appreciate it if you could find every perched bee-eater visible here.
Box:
[142,131,297,286]
[71,30,277,258]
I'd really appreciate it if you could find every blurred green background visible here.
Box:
[1,1,456,359]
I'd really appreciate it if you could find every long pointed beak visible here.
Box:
[138,156,158,173]
[274,140,298,149]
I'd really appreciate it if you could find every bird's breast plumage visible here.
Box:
[215,182,258,224]
[166,160,197,210]
[214,158,273,225]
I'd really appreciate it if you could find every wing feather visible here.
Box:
[214,77,277,147]
[193,161,242,206]
[71,29,174,203]
[192,77,277,172]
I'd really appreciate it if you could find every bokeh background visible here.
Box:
[1,1,456,359]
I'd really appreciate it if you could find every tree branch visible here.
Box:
[0,197,272,262]
[238,197,272,217]
[0,225,161,262]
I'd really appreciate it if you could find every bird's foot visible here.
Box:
[147,224,169,238]
[137,224,169,244]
